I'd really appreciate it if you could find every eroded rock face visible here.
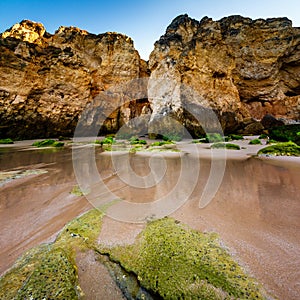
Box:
[149,14,300,135]
[0,20,150,139]
[1,16,300,139]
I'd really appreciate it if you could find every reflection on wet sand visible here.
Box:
[173,158,300,300]
[0,147,92,274]
[0,145,299,299]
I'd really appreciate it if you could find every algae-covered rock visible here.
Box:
[0,209,104,300]
[0,169,47,187]
[227,134,244,141]
[0,138,14,144]
[1,209,268,299]
[258,141,300,156]
[103,218,266,299]
[268,124,300,145]
[0,245,79,299]
[32,139,65,147]
[249,139,262,145]
[211,142,241,150]
[55,209,104,251]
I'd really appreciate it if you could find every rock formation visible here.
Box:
[0,16,300,139]
[0,20,150,139]
[148,14,300,135]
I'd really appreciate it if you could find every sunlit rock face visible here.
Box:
[0,20,150,139]
[149,14,300,135]
[1,16,300,139]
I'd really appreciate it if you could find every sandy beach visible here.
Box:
[0,138,299,299]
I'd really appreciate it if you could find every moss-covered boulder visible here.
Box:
[258,141,300,156]
[0,138,14,144]
[268,124,300,145]
[129,137,147,145]
[227,134,244,141]
[32,139,64,147]
[1,209,269,299]
[150,140,174,146]
[103,218,266,299]
[249,139,262,145]
[0,209,104,300]
[0,245,79,299]
[55,209,104,251]
[211,142,240,150]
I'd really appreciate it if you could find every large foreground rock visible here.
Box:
[148,14,300,135]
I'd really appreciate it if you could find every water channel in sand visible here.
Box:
[0,143,299,299]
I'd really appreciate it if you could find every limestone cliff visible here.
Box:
[1,16,300,139]
[0,20,150,139]
[149,14,300,135]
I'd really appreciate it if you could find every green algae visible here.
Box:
[55,209,104,251]
[258,134,268,139]
[32,139,64,147]
[227,134,244,141]
[150,141,174,146]
[70,185,90,197]
[98,139,180,153]
[249,139,262,145]
[70,185,85,196]
[101,218,265,300]
[258,141,300,156]
[193,133,224,143]
[0,209,104,300]
[0,245,79,300]
[129,136,147,145]
[0,208,269,299]
[0,169,48,187]
[206,133,224,143]
[15,247,78,300]
[211,143,241,150]
[0,138,14,144]
[100,136,115,145]
[162,133,183,142]
[268,124,300,145]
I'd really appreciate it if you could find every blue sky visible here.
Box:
[0,0,299,59]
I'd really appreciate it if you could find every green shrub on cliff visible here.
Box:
[258,141,300,156]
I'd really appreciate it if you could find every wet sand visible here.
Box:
[172,156,300,300]
[0,146,92,273]
[0,139,299,299]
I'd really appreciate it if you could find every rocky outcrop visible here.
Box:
[148,14,300,135]
[1,16,300,139]
[0,20,150,139]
